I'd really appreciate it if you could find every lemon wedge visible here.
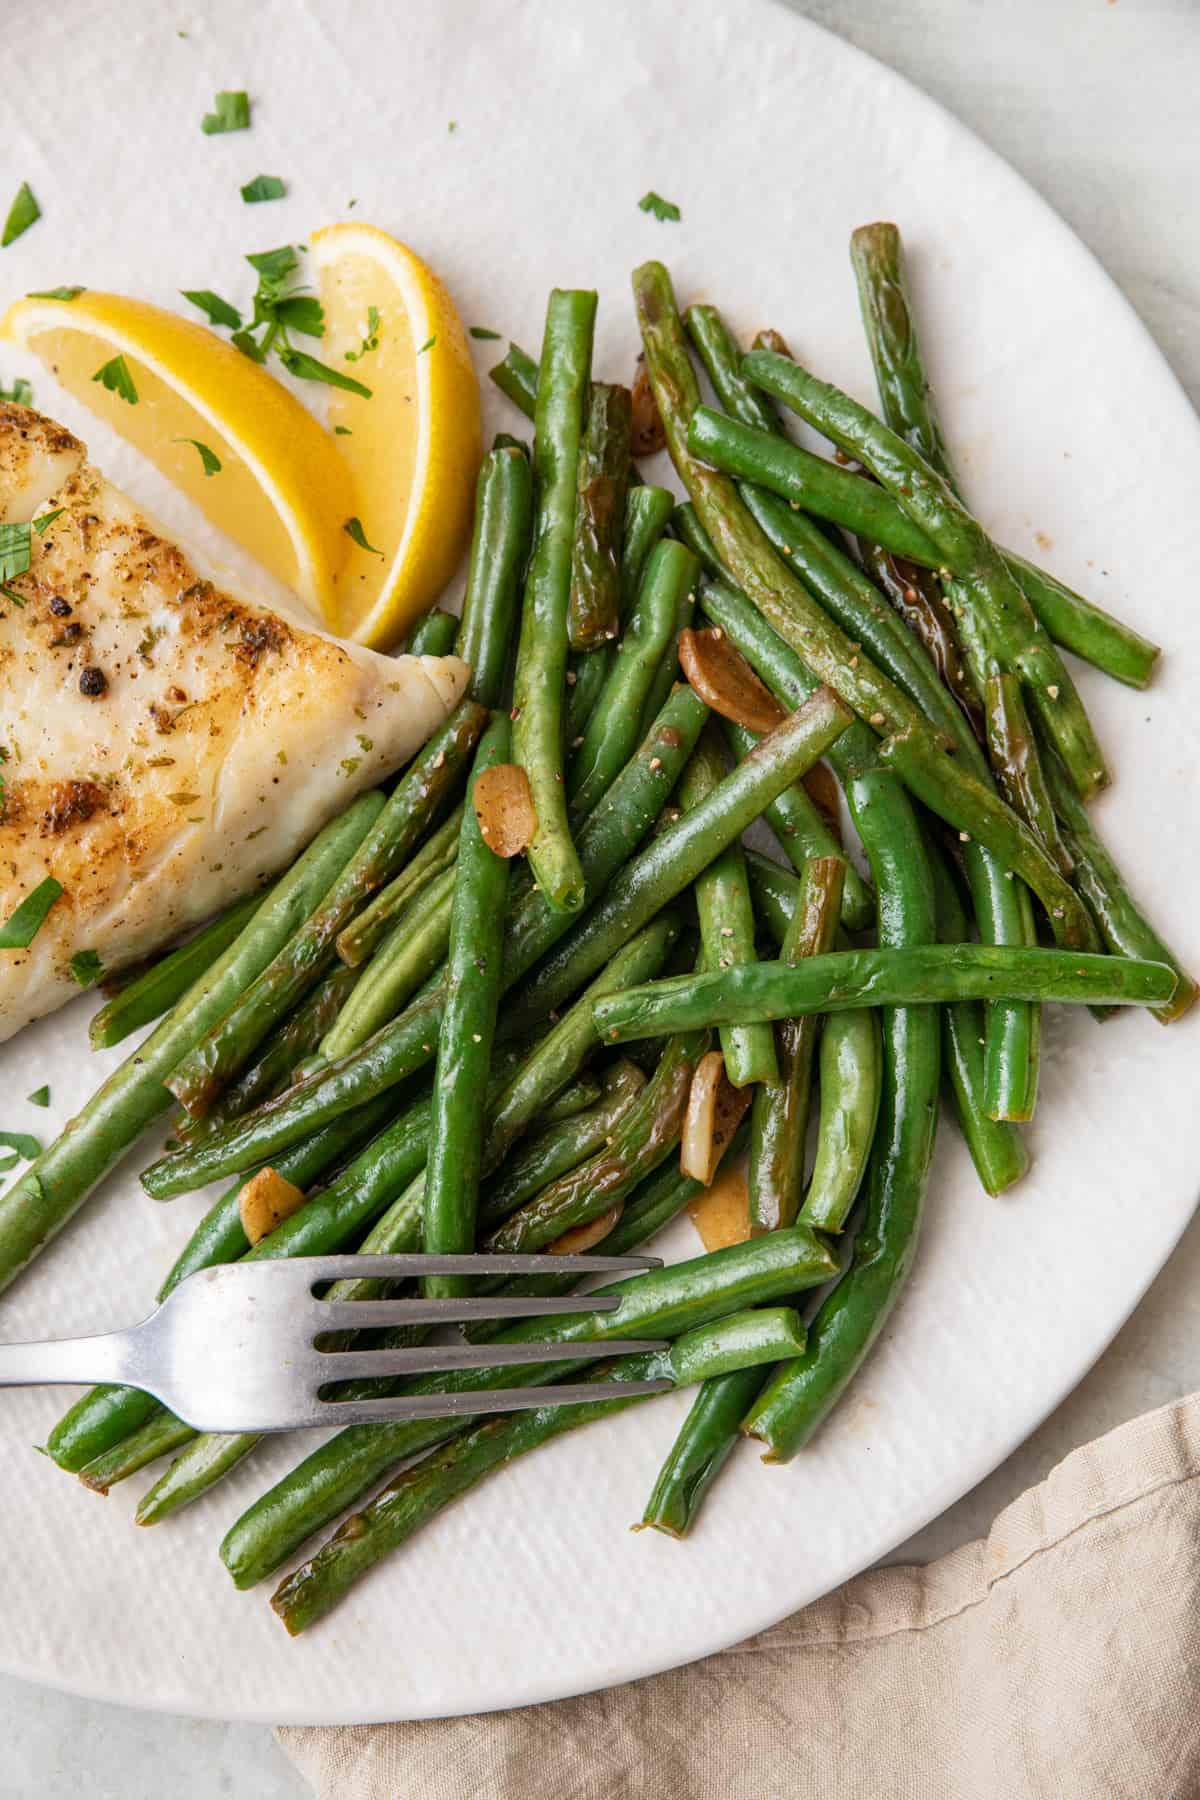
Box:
[0,289,354,621]
[310,223,482,647]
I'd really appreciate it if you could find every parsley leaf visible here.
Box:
[26,285,83,301]
[92,355,138,404]
[245,244,298,289]
[344,517,384,557]
[278,347,371,396]
[34,509,63,535]
[345,305,380,362]
[0,877,63,949]
[240,173,287,204]
[182,289,242,329]
[174,438,222,476]
[0,1129,41,1161]
[2,183,41,249]
[273,294,324,337]
[202,91,250,135]
[231,329,268,363]
[69,949,104,988]
[638,190,681,223]
[26,1086,50,1108]
[469,326,501,341]
[0,377,32,405]
[0,1152,16,1176]
[0,522,31,582]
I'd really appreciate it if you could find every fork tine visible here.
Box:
[291,1252,661,1284]
[316,1379,675,1423]
[316,1294,624,1332]
[315,1339,669,1384]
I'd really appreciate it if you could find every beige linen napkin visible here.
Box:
[278,1392,1200,1799]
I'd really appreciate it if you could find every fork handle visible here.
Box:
[0,1328,143,1392]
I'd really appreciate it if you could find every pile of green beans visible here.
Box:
[10,227,1189,1638]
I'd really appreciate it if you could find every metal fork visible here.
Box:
[0,1255,673,1429]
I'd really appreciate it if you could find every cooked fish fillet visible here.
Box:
[0,403,468,1042]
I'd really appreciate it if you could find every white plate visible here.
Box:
[1,0,1198,1727]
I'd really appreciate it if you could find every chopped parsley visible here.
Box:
[0,377,32,405]
[240,173,287,204]
[334,425,352,435]
[469,326,501,341]
[181,289,243,329]
[345,306,380,363]
[2,183,41,249]
[26,1086,50,1108]
[638,190,681,223]
[202,90,250,135]
[92,355,138,404]
[34,508,63,535]
[0,1128,43,1161]
[69,949,104,988]
[26,285,83,301]
[344,516,384,557]
[417,335,436,355]
[194,245,372,396]
[174,437,222,476]
[278,346,370,395]
[0,522,31,582]
[0,876,64,950]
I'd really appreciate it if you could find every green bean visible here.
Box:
[687,406,1160,691]
[507,688,852,1036]
[749,858,844,1232]
[595,945,1174,1041]
[423,715,513,1295]
[485,1032,706,1252]
[320,865,456,1061]
[1044,754,1196,1024]
[858,539,984,737]
[536,1075,602,1124]
[564,646,611,743]
[134,1432,260,1523]
[684,302,780,435]
[87,892,266,1050]
[0,799,383,1299]
[984,670,1071,877]
[140,692,710,1198]
[478,1060,645,1229]
[512,289,597,913]
[743,682,942,1459]
[77,1414,198,1493]
[740,351,1106,798]
[166,705,488,1117]
[633,260,931,742]
[569,540,697,818]
[272,1306,808,1634]
[620,485,676,621]
[404,608,459,658]
[801,1005,883,1231]
[482,913,681,1170]
[678,730,777,1087]
[456,444,535,708]
[733,480,1039,1125]
[221,1224,836,1590]
[569,382,632,650]
[489,342,538,418]
[639,1364,766,1538]
[191,962,359,1138]
[723,720,873,931]
[335,804,463,968]
[926,847,1030,1196]
[876,725,1096,951]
